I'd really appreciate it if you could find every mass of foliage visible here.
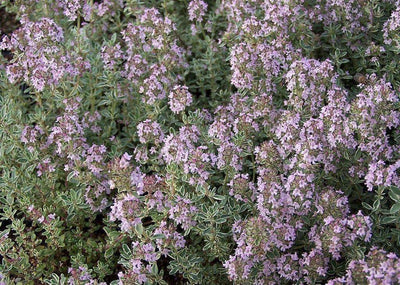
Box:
[1,0,400,284]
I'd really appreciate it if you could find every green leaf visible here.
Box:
[0,197,7,205]
[203,242,212,251]
[362,202,373,210]
[104,227,111,236]
[213,195,225,201]
[152,234,165,240]
[134,223,144,236]
[389,190,400,203]
[372,199,380,212]
[66,171,77,182]
[111,33,117,44]
[151,263,159,275]
[169,265,179,275]
[48,273,60,284]
[121,243,132,260]
[215,217,227,224]
[105,248,114,259]
[381,216,398,224]
[390,203,400,214]
[38,248,54,257]
[390,186,400,196]
[187,272,200,282]
[184,228,192,236]
[0,229,10,238]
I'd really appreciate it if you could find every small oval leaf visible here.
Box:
[390,203,400,214]
[381,216,398,224]
[105,248,114,259]
[390,186,400,196]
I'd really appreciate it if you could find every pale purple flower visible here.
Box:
[119,152,132,169]
[59,0,81,21]
[137,120,164,144]
[188,0,208,22]
[131,167,145,194]
[168,85,193,113]
[168,196,197,230]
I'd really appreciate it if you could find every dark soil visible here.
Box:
[0,8,19,36]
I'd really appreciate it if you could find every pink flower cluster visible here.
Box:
[0,17,86,91]
[188,0,208,22]
[116,242,158,284]
[168,85,193,114]
[328,247,400,284]
[119,8,188,105]
[8,0,400,283]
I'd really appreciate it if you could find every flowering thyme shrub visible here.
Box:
[1,0,400,284]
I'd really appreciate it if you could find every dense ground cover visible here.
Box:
[0,0,400,284]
